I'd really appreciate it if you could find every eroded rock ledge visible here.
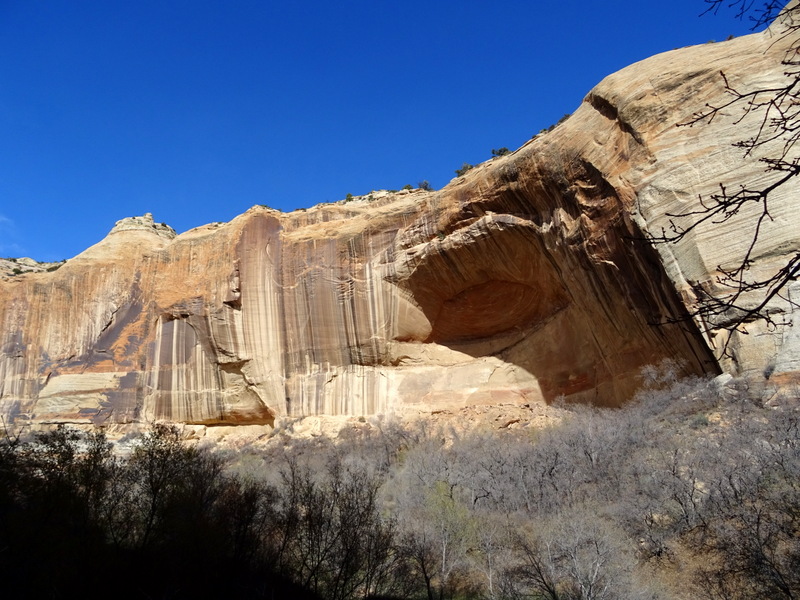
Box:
[1,19,798,431]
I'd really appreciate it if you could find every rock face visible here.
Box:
[1,18,798,431]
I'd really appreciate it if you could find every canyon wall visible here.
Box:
[1,15,798,430]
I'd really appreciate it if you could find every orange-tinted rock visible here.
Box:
[3,18,798,430]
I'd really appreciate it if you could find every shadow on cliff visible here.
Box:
[393,182,719,407]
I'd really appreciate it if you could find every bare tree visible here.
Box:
[692,413,800,599]
[651,1,800,350]
[502,512,640,600]
[273,450,399,600]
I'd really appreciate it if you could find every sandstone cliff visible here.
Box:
[1,17,797,431]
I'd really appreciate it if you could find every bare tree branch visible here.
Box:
[652,2,800,356]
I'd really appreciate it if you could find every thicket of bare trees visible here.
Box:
[1,367,798,599]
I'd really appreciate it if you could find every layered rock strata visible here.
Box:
[1,17,798,430]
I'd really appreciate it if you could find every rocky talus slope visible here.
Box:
[1,18,798,432]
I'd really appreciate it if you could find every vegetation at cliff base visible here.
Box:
[0,369,798,599]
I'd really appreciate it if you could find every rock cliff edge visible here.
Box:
[2,18,798,431]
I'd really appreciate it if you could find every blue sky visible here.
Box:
[0,0,768,261]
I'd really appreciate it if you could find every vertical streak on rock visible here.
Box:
[343,236,361,367]
[280,227,399,417]
[209,304,245,362]
[144,317,163,422]
[0,330,29,422]
[238,213,286,415]
[146,314,225,423]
